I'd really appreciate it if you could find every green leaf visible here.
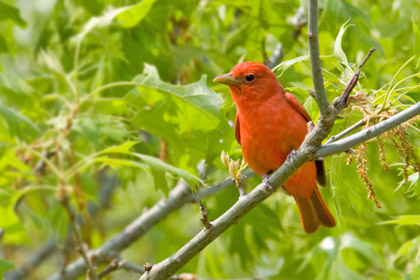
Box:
[395,236,420,259]
[334,20,353,66]
[100,141,138,155]
[272,55,309,77]
[126,64,234,170]
[0,2,26,27]
[116,0,157,28]
[0,259,16,279]
[413,19,420,54]
[380,215,420,226]
[93,156,147,169]
[0,35,8,53]
[73,6,132,46]
[95,140,204,194]
[0,103,41,141]
[135,153,204,194]
[73,116,128,149]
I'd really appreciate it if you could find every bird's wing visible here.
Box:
[284,92,327,187]
[235,113,241,144]
[284,92,311,122]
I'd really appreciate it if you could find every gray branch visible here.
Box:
[316,102,420,158]
[4,240,57,280]
[47,174,243,280]
[266,43,284,70]
[324,119,366,144]
[308,0,329,115]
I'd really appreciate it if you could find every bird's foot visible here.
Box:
[307,121,314,133]
[287,150,297,164]
[262,173,274,190]
[262,173,290,195]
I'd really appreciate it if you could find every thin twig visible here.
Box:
[47,174,249,280]
[291,6,306,40]
[120,259,145,274]
[34,150,56,175]
[199,200,212,230]
[266,43,284,70]
[266,5,305,70]
[98,259,125,279]
[334,48,376,108]
[61,199,98,280]
[308,0,329,115]
[5,172,118,280]
[316,102,420,158]
[4,240,57,280]
[233,178,246,196]
[324,119,367,144]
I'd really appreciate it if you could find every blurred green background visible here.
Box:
[1,0,420,279]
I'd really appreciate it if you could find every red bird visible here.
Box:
[214,62,336,233]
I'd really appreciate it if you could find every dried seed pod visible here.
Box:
[376,136,390,173]
[347,153,354,165]
[355,142,382,208]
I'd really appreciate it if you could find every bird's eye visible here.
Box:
[245,74,255,82]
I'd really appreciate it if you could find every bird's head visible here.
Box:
[213,61,282,101]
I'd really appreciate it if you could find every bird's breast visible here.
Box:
[236,97,308,176]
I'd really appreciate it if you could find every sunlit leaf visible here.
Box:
[334,20,353,72]
[0,2,26,27]
[135,153,204,194]
[272,55,309,76]
[380,215,420,226]
[0,103,41,141]
[100,141,138,155]
[0,259,15,279]
[126,64,234,170]
[116,0,157,28]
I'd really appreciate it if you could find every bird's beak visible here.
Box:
[213,73,241,86]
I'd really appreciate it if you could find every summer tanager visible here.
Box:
[214,62,336,233]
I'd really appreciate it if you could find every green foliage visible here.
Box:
[0,0,420,279]
[0,259,15,279]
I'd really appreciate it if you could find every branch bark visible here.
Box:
[308,0,329,115]
[324,119,366,144]
[4,240,57,280]
[47,174,244,280]
[316,102,420,158]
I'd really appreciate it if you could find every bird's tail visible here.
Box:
[293,187,336,233]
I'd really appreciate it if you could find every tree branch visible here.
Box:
[324,119,367,144]
[266,43,284,70]
[316,102,420,158]
[5,171,118,280]
[47,174,246,280]
[61,198,99,280]
[4,240,57,280]
[334,48,376,108]
[97,259,122,279]
[308,0,329,115]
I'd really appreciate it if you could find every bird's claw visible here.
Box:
[287,150,297,163]
[262,173,274,190]
[262,173,290,195]
[307,121,314,133]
